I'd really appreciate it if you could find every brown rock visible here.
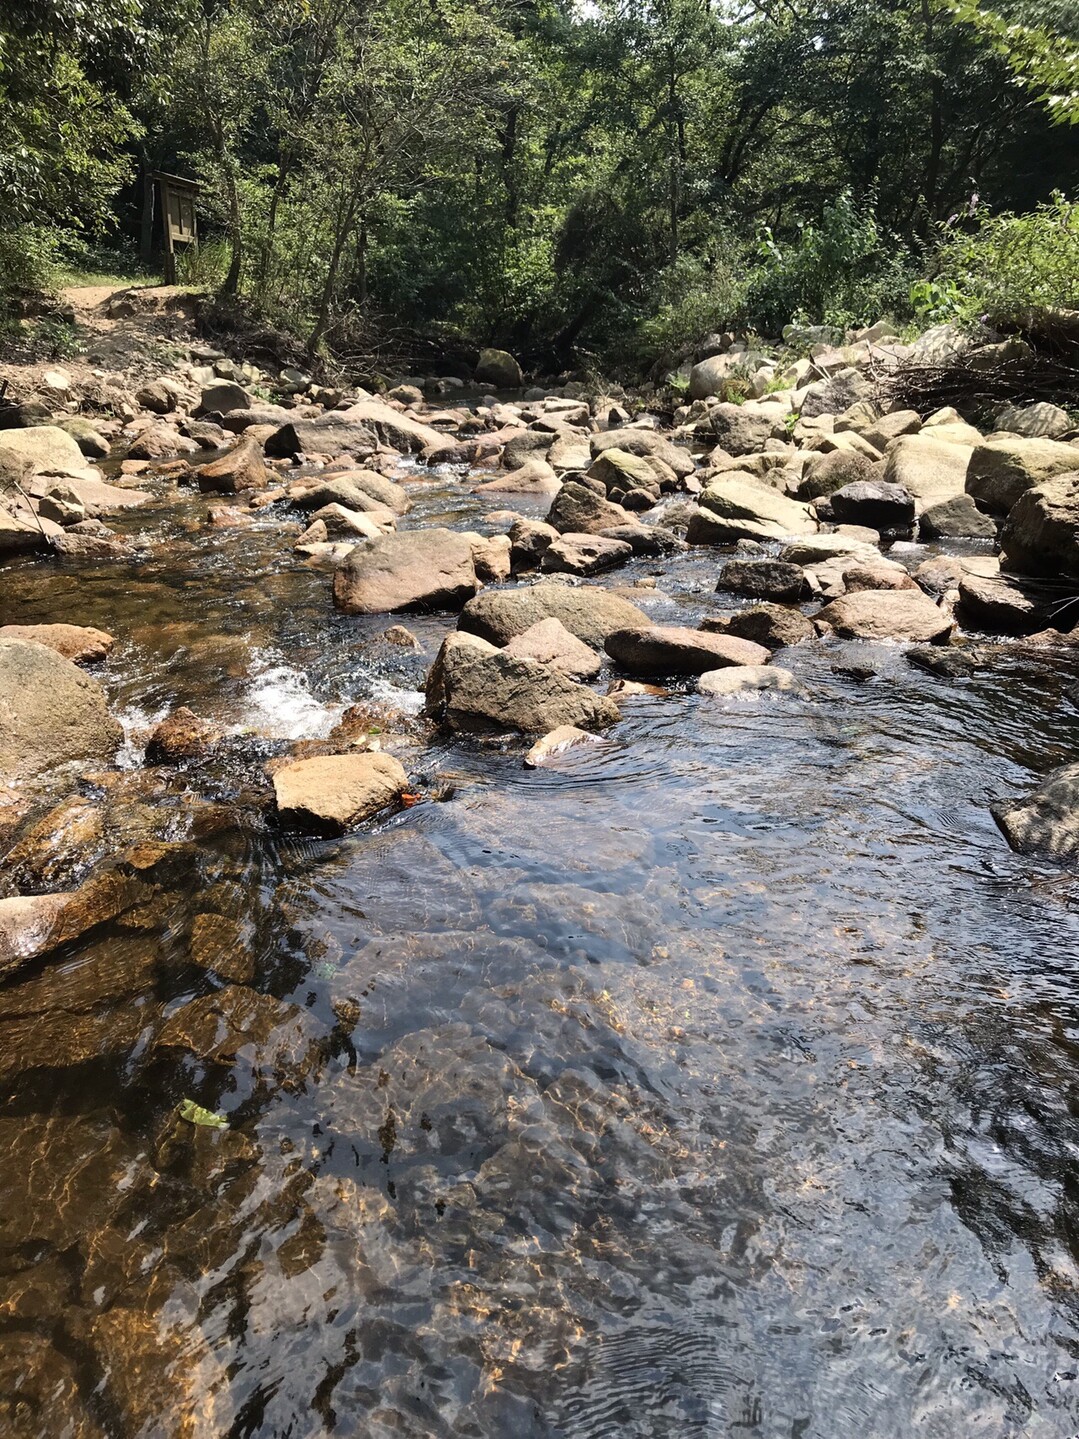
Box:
[541,532,633,575]
[272,751,408,833]
[605,625,771,675]
[332,528,479,615]
[502,617,603,680]
[0,622,113,663]
[817,589,953,642]
[460,582,652,648]
[196,435,268,494]
[0,639,122,782]
[145,707,218,763]
[425,632,618,735]
[704,603,814,649]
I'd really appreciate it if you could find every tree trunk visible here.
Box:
[222,163,243,296]
[307,191,359,358]
[138,151,155,265]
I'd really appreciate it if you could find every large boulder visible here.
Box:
[605,625,770,675]
[919,493,998,539]
[196,435,268,494]
[994,402,1072,439]
[541,533,633,576]
[502,618,602,681]
[425,631,617,734]
[799,367,874,419]
[332,528,479,614]
[0,640,123,781]
[688,353,739,401]
[718,558,805,602]
[338,400,448,454]
[546,481,631,534]
[688,476,815,543]
[956,571,1060,635]
[965,436,1079,513]
[882,433,973,510]
[473,457,561,496]
[0,425,87,475]
[799,450,878,500]
[829,480,915,536]
[273,752,407,834]
[706,604,814,650]
[999,472,1079,578]
[509,518,559,570]
[199,380,250,414]
[591,428,694,480]
[694,403,784,456]
[265,417,377,460]
[460,582,651,648]
[587,448,668,502]
[475,349,524,389]
[992,764,1079,863]
[57,417,110,459]
[816,590,953,643]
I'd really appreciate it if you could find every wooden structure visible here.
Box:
[154,172,199,284]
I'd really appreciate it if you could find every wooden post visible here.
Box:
[154,172,200,285]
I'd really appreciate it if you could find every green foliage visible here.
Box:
[744,193,916,333]
[177,1098,228,1129]
[946,0,1079,124]
[635,254,746,365]
[1,0,1076,365]
[923,193,1079,328]
[177,241,231,289]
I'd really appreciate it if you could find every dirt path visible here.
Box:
[0,283,207,406]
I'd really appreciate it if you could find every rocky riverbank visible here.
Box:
[1,315,1079,1434]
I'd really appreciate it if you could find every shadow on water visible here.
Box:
[2,467,1079,1435]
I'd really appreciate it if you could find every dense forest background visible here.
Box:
[1,0,1076,372]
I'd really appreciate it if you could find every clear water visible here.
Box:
[2,464,1079,1438]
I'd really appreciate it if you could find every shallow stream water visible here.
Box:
[3,462,1079,1438]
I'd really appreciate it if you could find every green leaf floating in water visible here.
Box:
[178,1098,229,1129]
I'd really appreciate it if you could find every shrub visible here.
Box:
[744,191,915,333]
[918,193,1079,330]
[635,253,747,365]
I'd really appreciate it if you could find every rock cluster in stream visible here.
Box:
[2,324,1079,928]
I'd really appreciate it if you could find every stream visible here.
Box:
[3,458,1079,1438]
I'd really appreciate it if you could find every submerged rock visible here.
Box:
[993,764,1079,864]
[0,640,123,782]
[273,752,408,834]
[426,632,618,735]
[524,725,606,767]
[332,528,479,615]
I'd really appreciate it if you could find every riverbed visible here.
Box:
[2,461,1079,1438]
